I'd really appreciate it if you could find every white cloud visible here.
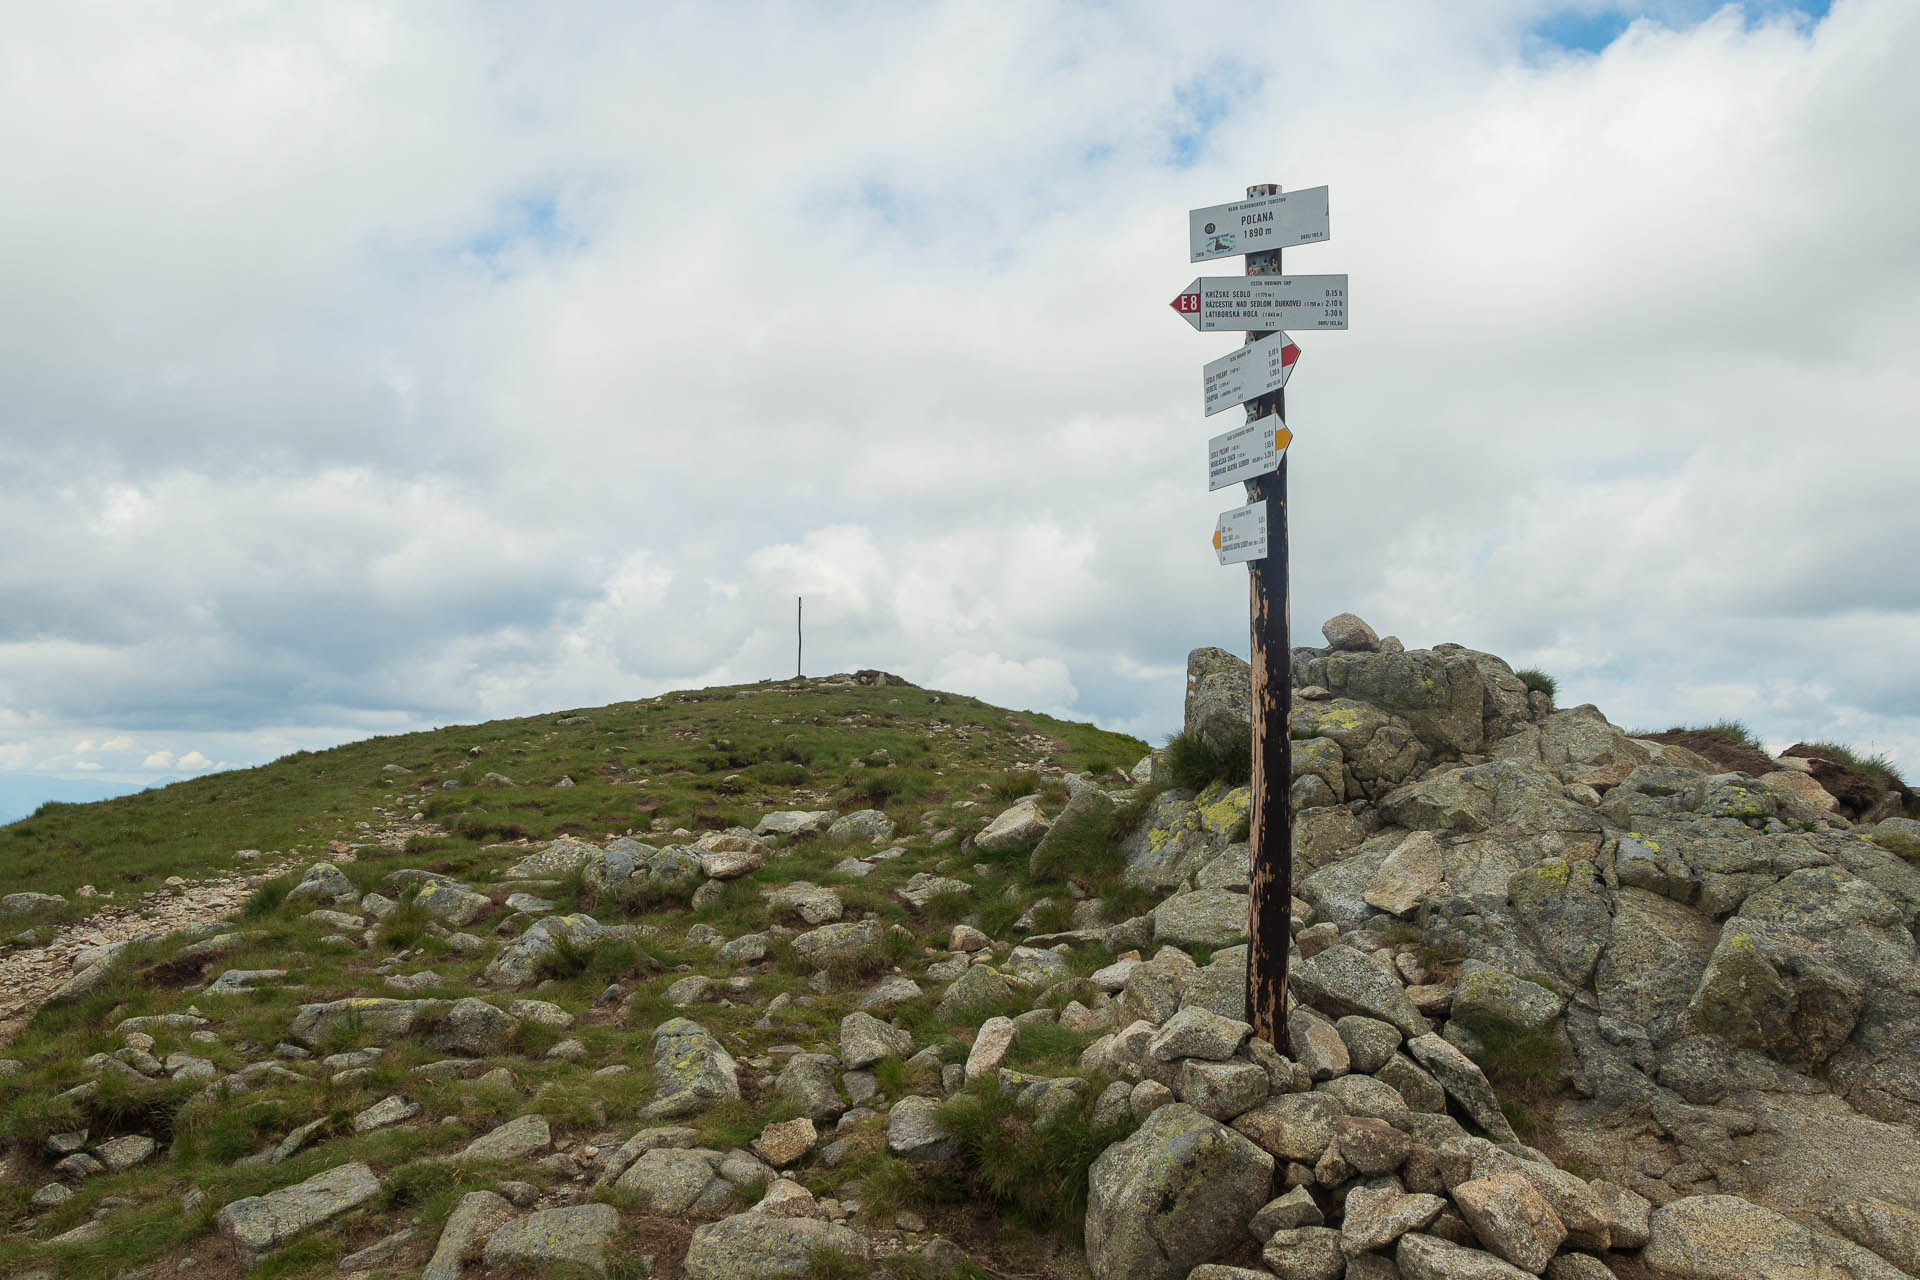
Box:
[926,653,1080,721]
[0,744,30,769]
[1,1,1917,783]
[73,761,102,771]
[176,751,212,772]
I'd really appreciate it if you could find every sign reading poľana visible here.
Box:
[1171,275,1348,332]
[1189,186,1330,262]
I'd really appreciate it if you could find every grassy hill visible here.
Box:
[1,676,1148,919]
[0,674,1153,1278]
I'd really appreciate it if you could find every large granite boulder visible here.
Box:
[1293,945,1429,1039]
[975,798,1051,853]
[1593,887,1718,1046]
[1185,647,1252,758]
[1030,784,1118,880]
[1380,760,1597,838]
[285,862,356,905]
[1506,858,1611,987]
[1084,1103,1273,1280]
[1152,889,1249,949]
[1644,1194,1909,1280]
[1291,698,1430,801]
[1297,645,1531,757]
[1119,790,1215,890]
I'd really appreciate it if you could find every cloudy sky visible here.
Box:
[7,0,1915,821]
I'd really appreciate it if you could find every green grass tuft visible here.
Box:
[1161,727,1250,790]
[934,1077,1137,1234]
[1513,667,1556,699]
[1661,719,1766,752]
[1797,739,1908,795]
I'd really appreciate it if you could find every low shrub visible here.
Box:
[1162,727,1251,790]
[453,815,533,841]
[1795,739,1908,797]
[1665,719,1766,752]
[988,770,1041,802]
[755,761,811,786]
[239,874,296,920]
[1471,1022,1566,1144]
[935,1077,1137,1233]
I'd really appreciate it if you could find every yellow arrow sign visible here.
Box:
[1274,426,1292,452]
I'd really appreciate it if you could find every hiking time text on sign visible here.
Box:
[1203,329,1300,417]
[1212,499,1269,565]
[1208,417,1292,492]
[1171,275,1349,332]
[1189,186,1331,261]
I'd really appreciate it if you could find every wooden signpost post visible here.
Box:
[1172,182,1348,1052]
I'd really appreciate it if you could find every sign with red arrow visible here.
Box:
[1171,275,1347,332]
[1203,330,1300,416]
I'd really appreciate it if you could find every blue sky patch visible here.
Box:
[1165,67,1244,169]
[459,189,583,277]
[1531,2,1832,55]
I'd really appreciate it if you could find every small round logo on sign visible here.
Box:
[1204,222,1217,234]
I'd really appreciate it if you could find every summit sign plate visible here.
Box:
[1190,186,1330,262]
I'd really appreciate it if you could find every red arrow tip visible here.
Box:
[1281,343,1300,365]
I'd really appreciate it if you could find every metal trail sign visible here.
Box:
[1190,186,1330,261]
[1203,330,1300,417]
[1208,416,1291,491]
[1171,275,1348,332]
[1213,499,1268,565]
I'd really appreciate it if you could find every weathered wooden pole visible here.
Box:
[797,596,804,679]
[1243,182,1294,1053]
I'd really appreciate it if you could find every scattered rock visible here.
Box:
[423,1190,515,1280]
[453,1113,550,1163]
[1452,1172,1567,1273]
[684,1212,870,1279]
[483,1203,621,1277]
[216,1162,382,1257]
[752,1117,817,1168]
[887,1096,959,1163]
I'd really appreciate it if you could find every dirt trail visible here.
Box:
[0,818,443,1046]
[0,864,290,1046]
